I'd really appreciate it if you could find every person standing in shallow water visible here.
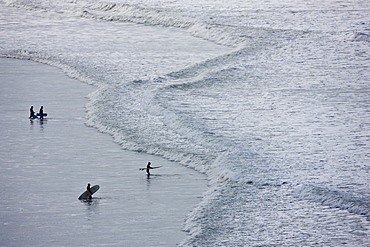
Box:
[87,183,93,199]
[29,106,35,118]
[39,106,44,119]
[146,162,153,176]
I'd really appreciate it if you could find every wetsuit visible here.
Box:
[146,162,152,175]
[87,183,93,199]
[29,106,35,118]
[39,106,44,120]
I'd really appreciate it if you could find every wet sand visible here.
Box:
[0,58,207,246]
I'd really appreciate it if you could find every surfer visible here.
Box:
[29,106,35,118]
[87,183,93,199]
[39,106,44,119]
[146,162,153,176]
[139,162,161,176]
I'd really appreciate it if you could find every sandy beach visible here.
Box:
[0,58,207,246]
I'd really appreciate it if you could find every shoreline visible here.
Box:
[0,58,207,246]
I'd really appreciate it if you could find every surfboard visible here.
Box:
[78,185,100,200]
[30,115,38,119]
[37,113,47,117]
[139,166,162,171]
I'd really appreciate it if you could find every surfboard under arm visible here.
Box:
[139,166,162,171]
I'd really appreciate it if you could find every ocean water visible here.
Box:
[1,0,369,246]
[0,58,208,246]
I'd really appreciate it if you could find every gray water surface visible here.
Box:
[0,58,207,246]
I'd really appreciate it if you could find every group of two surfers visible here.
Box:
[29,105,45,119]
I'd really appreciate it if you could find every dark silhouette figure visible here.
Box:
[146,162,153,176]
[87,183,93,199]
[29,106,35,118]
[39,106,44,119]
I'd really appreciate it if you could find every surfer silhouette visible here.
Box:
[146,162,153,176]
[39,106,44,119]
[29,106,35,118]
[87,183,93,199]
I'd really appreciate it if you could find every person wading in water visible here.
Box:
[146,162,153,176]
[29,106,35,118]
[39,106,44,120]
[87,183,93,199]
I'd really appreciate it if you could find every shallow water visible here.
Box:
[0,58,207,246]
[1,0,369,245]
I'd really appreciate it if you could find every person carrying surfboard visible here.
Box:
[139,162,162,175]
[78,184,100,200]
